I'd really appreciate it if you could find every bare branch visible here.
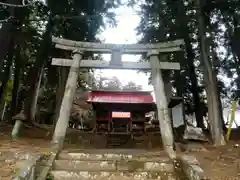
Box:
[0,16,13,23]
[0,0,33,7]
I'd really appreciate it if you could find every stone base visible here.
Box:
[177,141,208,152]
[51,171,177,180]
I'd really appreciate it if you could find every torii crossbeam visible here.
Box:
[51,36,185,159]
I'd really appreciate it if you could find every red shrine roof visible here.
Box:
[87,90,154,104]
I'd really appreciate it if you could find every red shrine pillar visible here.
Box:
[108,111,111,133]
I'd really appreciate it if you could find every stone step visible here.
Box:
[106,139,127,143]
[51,170,177,180]
[53,160,174,172]
[58,152,134,161]
[58,152,170,162]
[61,148,149,154]
[59,149,169,162]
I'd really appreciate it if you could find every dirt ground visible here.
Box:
[0,124,240,180]
[0,124,51,180]
[190,129,240,179]
[192,141,240,179]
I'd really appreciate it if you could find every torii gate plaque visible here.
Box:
[51,36,184,158]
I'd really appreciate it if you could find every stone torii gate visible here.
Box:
[51,36,184,158]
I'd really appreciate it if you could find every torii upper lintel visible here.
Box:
[52,36,185,54]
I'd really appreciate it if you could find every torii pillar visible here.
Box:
[148,50,175,159]
[52,50,83,150]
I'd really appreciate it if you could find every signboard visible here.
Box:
[112,112,131,118]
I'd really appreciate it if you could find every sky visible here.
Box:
[96,5,153,91]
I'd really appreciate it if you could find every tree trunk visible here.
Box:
[203,69,213,135]
[176,0,204,128]
[0,73,10,121]
[10,46,22,121]
[229,20,240,97]
[52,52,82,150]
[23,66,44,124]
[0,42,15,121]
[236,64,240,97]
[30,68,43,123]
[0,19,13,69]
[211,48,227,132]
[0,70,13,122]
[11,13,53,137]
[23,14,53,122]
[195,0,226,145]
[12,119,22,138]
[149,53,176,159]
[217,78,227,132]
[185,39,204,129]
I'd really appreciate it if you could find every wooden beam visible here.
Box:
[55,44,183,54]
[52,36,184,54]
[51,58,181,70]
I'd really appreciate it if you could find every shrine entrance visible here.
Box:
[87,90,156,135]
[51,36,184,158]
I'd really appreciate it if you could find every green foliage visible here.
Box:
[4,79,13,104]
[137,0,203,112]
[93,75,142,91]
[123,81,142,91]
[46,172,54,180]
[135,0,240,116]
[0,0,121,121]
